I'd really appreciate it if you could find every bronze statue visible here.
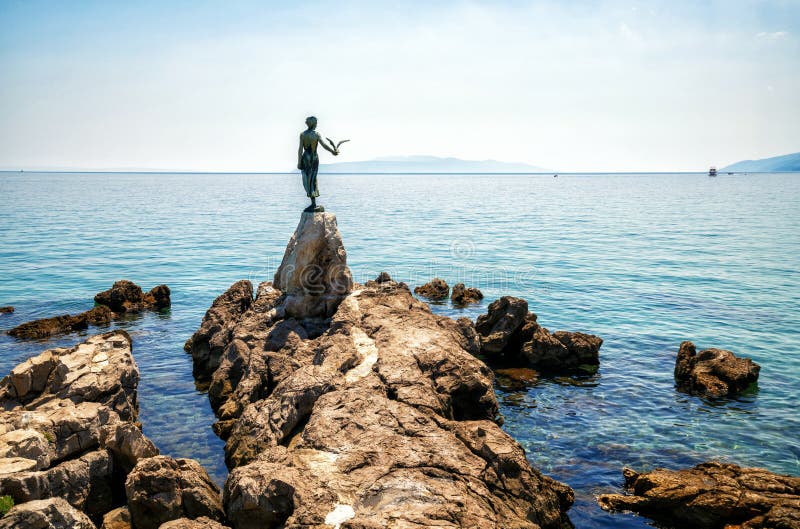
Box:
[297,116,346,212]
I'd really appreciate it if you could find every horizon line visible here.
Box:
[0,170,792,175]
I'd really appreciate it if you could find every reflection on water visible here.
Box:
[1,171,799,528]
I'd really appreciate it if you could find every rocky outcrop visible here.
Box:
[474,296,602,372]
[0,331,163,525]
[8,306,113,339]
[273,211,352,318]
[675,341,760,397]
[413,277,449,300]
[0,497,97,529]
[8,280,169,340]
[183,280,254,381]
[451,282,484,305]
[188,211,574,529]
[125,456,224,529]
[94,280,171,313]
[0,306,13,314]
[597,462,800,529]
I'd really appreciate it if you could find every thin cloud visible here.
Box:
[756,31,789,40]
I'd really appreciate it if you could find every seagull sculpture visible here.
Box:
[326,137,350,154]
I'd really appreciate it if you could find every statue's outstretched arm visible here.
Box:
[318,134,339,156]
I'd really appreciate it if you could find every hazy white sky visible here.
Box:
[1,0,798,171]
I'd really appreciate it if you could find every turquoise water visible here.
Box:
[1,172,798,528]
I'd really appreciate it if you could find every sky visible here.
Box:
[0,0,798,172]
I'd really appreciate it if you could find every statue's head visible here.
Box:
[305,116,317,129]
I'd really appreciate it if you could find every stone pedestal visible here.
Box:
[274,211,353,318]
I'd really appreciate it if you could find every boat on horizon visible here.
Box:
[709,166,717,177]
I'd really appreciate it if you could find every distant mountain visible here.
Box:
[722,151,800,172]
[320,155,549,173]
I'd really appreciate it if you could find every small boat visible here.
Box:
[553,174,558,178]
[708,166,717,177]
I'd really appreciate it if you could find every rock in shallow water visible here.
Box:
[94,280,171,313]
[413,277,450,300]
[675,341,760,397]
[474,296,602,372]
[597,462,800,529]
[451,282,484,305]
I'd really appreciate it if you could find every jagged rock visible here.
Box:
[0,428,50,470]
[597,462,800,528]
[273,211,353,318]
[125,456,224,529]
[374,271,392,283]
[159,517,229,529]
[475,296,529,353]
[99,422,159,473]
[183,280,254,380]
[451,283,484,305]
[190,222,573,529]
[0,330,140,422]
[474,297,602,372]
[0,448,114,517]
[413,277,450,300]
[0,331,162,521]
[675,341,760,397]
[102,506,131,529]
[94,280,171,313]
[0,497,97,529]
[7,306,113,339]
[0,306,14,314]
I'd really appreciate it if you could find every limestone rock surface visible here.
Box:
[184,280,254,380]
[597,462,800,528]
[675,341,760,397]
[102,506,132,529]
[188,211,574,529]
[0,497,97,529]
[0,330,165,524]
[273,211,352,318]
[125,455,224,529]
[413,277,450,300]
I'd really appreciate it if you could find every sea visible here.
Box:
[0,171,798,528]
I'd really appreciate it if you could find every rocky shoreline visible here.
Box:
[0,209,795,528]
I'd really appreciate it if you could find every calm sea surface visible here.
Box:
[1,172,798,528]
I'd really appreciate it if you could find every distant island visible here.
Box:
[722,151,800,172]
[319,155,549,173]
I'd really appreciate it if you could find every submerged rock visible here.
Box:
[474,296,602,372]
[273,211,353,318]
[7,306,113,340]
[675,341,760,397]
[188,210,574,529]
[413,277,450,300]
[94,280,171,313]
[451,282,484,305]
[0,306,13,314]
[125,456,224,529]
[597,462,800,528]
[0,497,97,529]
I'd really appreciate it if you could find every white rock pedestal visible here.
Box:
[274,211,353,318]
